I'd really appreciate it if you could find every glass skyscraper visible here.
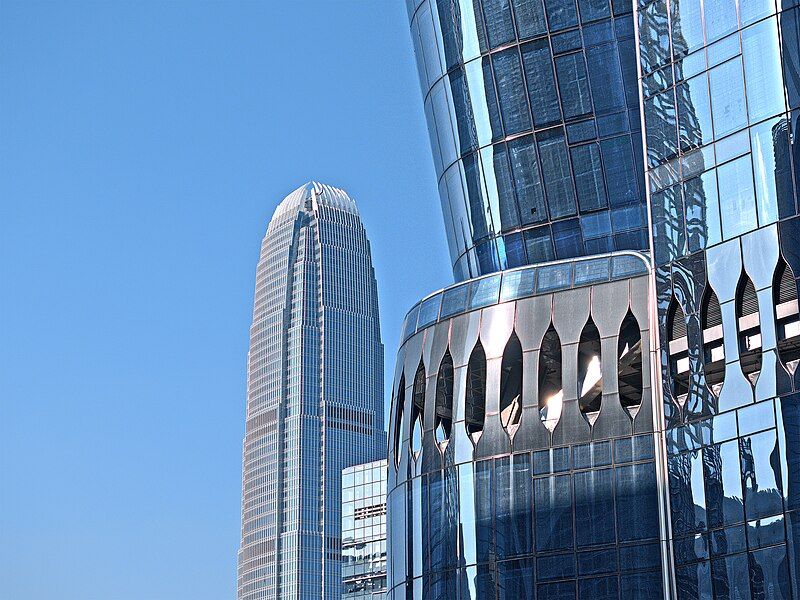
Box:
[637,0,800,595]
[237,182,385,600]
[391,0,800,597]
[406,0,650,281]
[341,460,388,599]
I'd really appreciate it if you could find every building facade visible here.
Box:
[341,460,388,599]
[636,0,800,596]
[238,182,385,600]
[393,0,800,598]
[406,0,650,280]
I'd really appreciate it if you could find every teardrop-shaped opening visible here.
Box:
[465,341,486,442]
[668,297,689,405]
[393,376,405,468]
[435,350,454,444]
[702,288,725,396]
[539,325,563,432]
[499,332,523,433]
[775,260,800,374]
[578,317,603,425]
[410,361,426,457]
[737,275,762,384]
[618,310,643,416]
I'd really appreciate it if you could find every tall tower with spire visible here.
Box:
[237,182,385,600]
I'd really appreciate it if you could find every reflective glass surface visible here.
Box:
[409,0,649,280]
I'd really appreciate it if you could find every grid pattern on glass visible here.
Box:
[400,251,649,343]
[409,0,650,280]
[342,460,388,599]
[237,183,386,600]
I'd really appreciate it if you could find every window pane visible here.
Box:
[538,130,577,218]
[677,73,713,150]
[709,58,747,138]
[493,48,532,135]
[586,42,626,115]
[556,52,593,119]
[601,136,639,206]
[571,143,608,211]
[552,218,584,258]
[704,0,737,42]
[671,0,704,55]
[522,40,562,126]
[544,0,579,30]
[575,468,615,547]
[482,0,516,49]
[508,136,548,224]
[742,18,786,123]
[512,0,547,38]
[534,474,574,551]
[717,155,757,239]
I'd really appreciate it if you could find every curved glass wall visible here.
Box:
[408,0,650,280]
[387,265,665,598]
[636,0,800,595]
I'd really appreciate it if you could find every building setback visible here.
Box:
[238,182,385,600]
[389,0,800,598]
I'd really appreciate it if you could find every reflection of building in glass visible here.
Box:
[396,0,800,597]
[406,0,649,281]
[637,0,800,595]
[237,182,385,600]
[341,460,388,599]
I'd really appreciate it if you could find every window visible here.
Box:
[737,275,762,384]
[466,341,487,441]
[411,361,426,456]
[435,350,455,444]
[618,311,643,414]
[701,289,725,396]
[668,297,690,403]
[393,376,405,467]
[774,260,800,373]
[539,325,563,431]
[578,317,603,424]
[500,333,524,432]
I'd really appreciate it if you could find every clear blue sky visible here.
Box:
[0,2,451,598]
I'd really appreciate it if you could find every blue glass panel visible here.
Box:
[497,557,536,600]
[522,40,562,126]
[616,462,660,541]
[704,0,737,42]
[574,256,610,284]
[417,294,442,328]
[709,58,747,138]
[567,119,597,143]
[580,211,612,245]
[574,440,612,468]
[709,524,746,556]
[575,468,616,546]
[544,0,579,30]
[684,170,721,252]
[620,572,663,600]
[537,552,576,580]
[500,267,536,301]
[579,0,611,22]
[751,117,788,226]
[403,303,420,339]
[538,581,577,600]
[509,136,548,225]
[612,254,647,278]
[702,441,744,528]
[556,52,593,120]
[586,42,626,114]
[552,29,584,54]
[537,261,574,291]
[482,0,516,49]
[750,544,791,599]
[538,130,578,218]
[493,48,532,135]
[503,232,527,268]
[619,542,661,570]
[474,459,493,564]
[534,446,571,474]
[741,429,783,520]
[717,155,757,239]
[639,0,670,74]
[440,283,470,318]
[580,575,619,600]
[571,144,608,211]
[578,547,617,575]
[711,553,752,600]
[468,274,502,309]
[738,401,775,436]
[512,0,548,39]
[524,225,555,262]
[553,218,584,258]
[601,136,639,206]
[677,73,713,150]
[535,474,574,550]
[671,0,704,55]
[676,560,713,600]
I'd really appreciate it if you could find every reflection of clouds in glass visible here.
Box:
[541,390,563,432]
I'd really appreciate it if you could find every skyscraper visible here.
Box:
[391,0,800,598]
[238,182,385,600]
[389,1,666,597]
[637,0,800,596]
[406,0,649,281]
